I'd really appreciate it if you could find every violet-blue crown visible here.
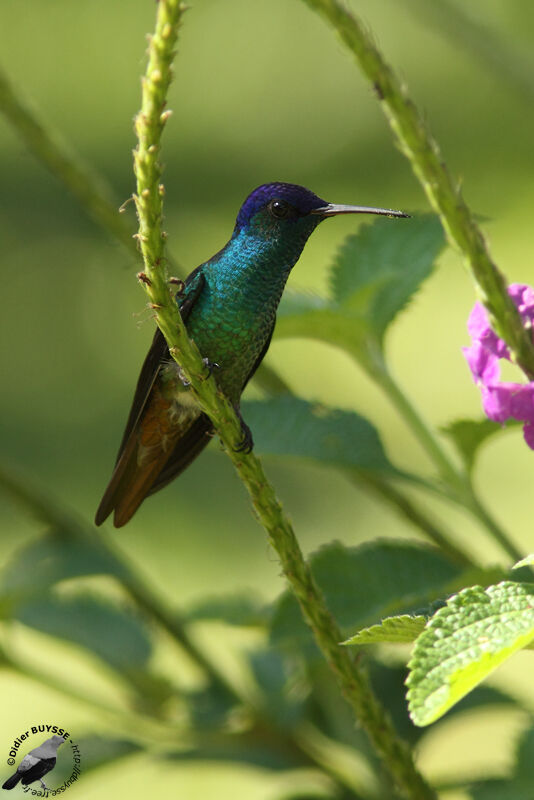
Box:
[235,182,327,232]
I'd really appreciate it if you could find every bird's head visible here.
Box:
[233,182,408,242]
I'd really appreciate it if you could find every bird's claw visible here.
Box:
[234,408,253,453]
[177,367,190,388]
[202,358,220,380]
[40,780,51,791]
[178,359,220,388]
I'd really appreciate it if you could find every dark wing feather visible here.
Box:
[243,322,275,390]
[95,271,206,526]
[116,268,206,458]
[116,327,168,458]
[148,320,276,494]
[147,414,213,494]
[20,758,56,786]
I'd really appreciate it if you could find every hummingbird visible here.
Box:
[95,182,407,527]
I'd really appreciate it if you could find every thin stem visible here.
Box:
[368,357,521,561]
[0,469,366,799]
[301,0,534,380]
[253,358,475,567]
[0,462,236,700]
[119,571,238,700]
[0,645,181,746]
[0,68,137,257]
[130,4,436,798]
[465,488,523,563]
[370,356,464,492]
[408,0,534,104]
[352,473,475,567]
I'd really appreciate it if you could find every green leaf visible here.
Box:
[53,737,141,783]
[164,733,301,771]
[470,779,532,800]
[407,581,534,726]
[275,216,445,370]
[0,531,124,615]
[242,396,405,477]
[440,417,512,473]
[185,592,268,626]
[248,649,306,729]
[329,214,445,342]
[471,724,534,799]
[513,554,534,570]
[342,614,427,645]
[276,292,370,355]
[270,540,464,649]
[516,725,534,778]
[186,683,238,729]
[15,592,152,672]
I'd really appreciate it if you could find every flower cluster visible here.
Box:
[463,284,534,449]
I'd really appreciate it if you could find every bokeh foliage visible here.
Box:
[2,1,534,798]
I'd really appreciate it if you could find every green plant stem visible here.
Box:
[0,467,364,800]
[129,4,436,798]
[118,568,238,699]
[0,645,182,746]
[368,356,521,561]
[466,489,523,563]
[408,0,534,104]
[0,638,367,797]
[0,68,137,257]
[370,356,463,492]
[253,360,476,566]
[0,0,521,570]
[0,462,233,697]
[301,0,534,381]
[353,473,474,567]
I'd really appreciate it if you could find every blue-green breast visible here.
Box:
[184,215,320,402]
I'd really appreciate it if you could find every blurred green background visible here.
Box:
[1,1,534,797]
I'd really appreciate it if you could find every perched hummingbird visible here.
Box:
[95,183,407,527]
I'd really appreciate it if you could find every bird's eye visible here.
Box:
[268,199,291,219]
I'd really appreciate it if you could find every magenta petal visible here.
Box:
[467,302,490,340]
[491,335,511,359]
[509,283,534,326]
[523,422,534,450]
[464,284,534,451]
[508,283,525,305]
[463,342,500,383]
[503,382,534,422]
[481,385,512,423]
[481,382,534,424]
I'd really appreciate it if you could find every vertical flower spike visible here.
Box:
[463,284,534,448]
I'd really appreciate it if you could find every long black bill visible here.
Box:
[311,203,409,219]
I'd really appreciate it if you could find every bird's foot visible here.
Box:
[169,276,186,297]
[234,407,254,453]
[201,358,220,380]
[178,359,220,388]
[177,367,190,388]
[40,780,51,791]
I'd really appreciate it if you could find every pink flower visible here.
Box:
[463,284,534,449]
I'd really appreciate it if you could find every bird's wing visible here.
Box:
[17,754,39,773]
[243,321,275,390]
[147,414,213,494]
[20,758,56,785]
[148,319,276,494]
[116,268,206,457]
[95,269,206,526]
[114,326,169,459]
